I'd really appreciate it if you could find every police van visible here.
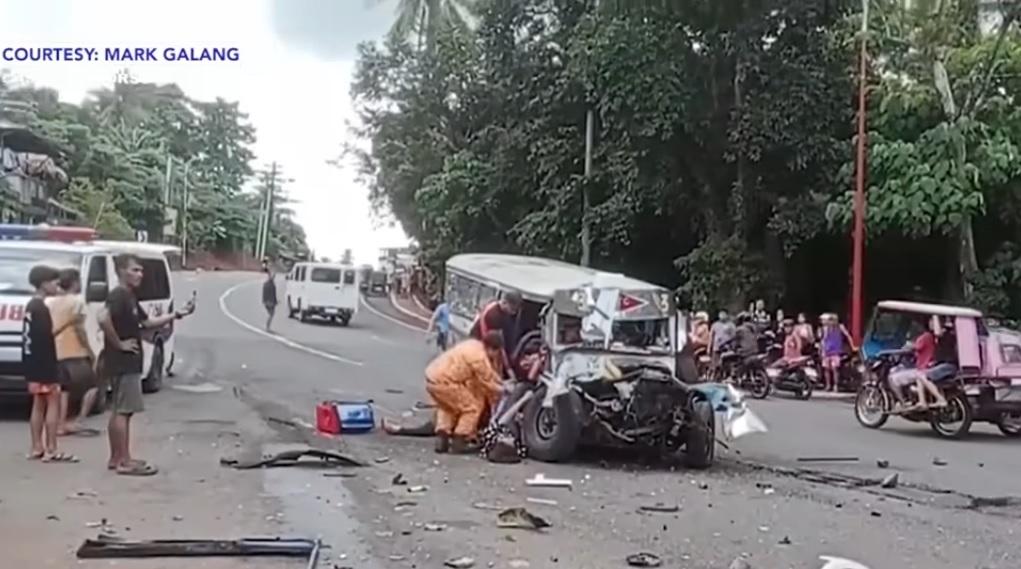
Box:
[0,225,180,404]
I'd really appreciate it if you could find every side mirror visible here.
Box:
[85,283,108,303]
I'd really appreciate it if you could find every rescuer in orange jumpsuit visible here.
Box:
[426,331,505,454]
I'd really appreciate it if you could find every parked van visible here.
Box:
[285,262,359,326]
[0,229,181,405]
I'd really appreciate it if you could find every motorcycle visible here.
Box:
[765,356,817,400]
[853,350,973,439]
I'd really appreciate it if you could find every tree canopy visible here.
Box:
[0,70,309,259]
[352,0,1021,319]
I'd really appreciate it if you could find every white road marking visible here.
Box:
[219,280,364,366]
[389,290,431,323]
[359,295,426,332]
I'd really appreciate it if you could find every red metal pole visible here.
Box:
[850,35,868,346]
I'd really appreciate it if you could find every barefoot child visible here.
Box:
[23,265,77,463]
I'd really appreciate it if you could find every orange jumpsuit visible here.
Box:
[425,339,503,438]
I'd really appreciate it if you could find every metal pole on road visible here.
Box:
[850,0,870,345]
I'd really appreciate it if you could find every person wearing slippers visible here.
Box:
[50,268,101,438]
[101,254,196,476]
[23,265,78,463]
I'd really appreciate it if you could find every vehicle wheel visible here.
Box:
[683,398,715,469]
[997,413,1021,437]
[142,344,164,394]
[748,370,771,399]
[854,385,890,429]
[929,392,973,439]
[340,316,351,327]
[797,375,814,400]
[522,387,583,463]
[287,297,296,318]
[300,310,310,323]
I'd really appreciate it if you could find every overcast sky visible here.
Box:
[0,0,408,265]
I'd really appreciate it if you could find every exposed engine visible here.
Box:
[575,362,691,448]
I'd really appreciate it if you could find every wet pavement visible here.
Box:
[3,270,1020,568]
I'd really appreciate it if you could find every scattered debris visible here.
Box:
[46,514,60,521]
[374,456,391,464]
[220,448,365,469]
[796,456,859,463]
[508,559,531,569]
[389,554,406,561]
[497,507,551,531]
[819,555,872,569]
[171,382,223,393]
[472,502,505,511]
[394,500,418,511]
[870,511,882,517]
[392,473,407,486]
[880,473,899,489]
[757,526,770,532]
[76,536,320,564]
[423,523,447,532]
[933,457,948,466]
[876,459,889,468]
[525,497,558,507]
[323,472,358,478]
[414,400,435,410]
[68,489,99,500]
[445,556,477,568]
[639,503,680,514]
[778,536,792,545]
[525,474,573,490]
[697,481,710,490]
[625,552,662,568]
[385,388,404,394]
[171,515,184,522]
[375,531,394,538]
[407,485,428,494]
[728,557,752,569]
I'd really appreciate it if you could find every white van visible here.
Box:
[0,237,180,404]
[285,262,359,326]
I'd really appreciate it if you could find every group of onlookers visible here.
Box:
[688,301,857,392]
[22,254,194,474]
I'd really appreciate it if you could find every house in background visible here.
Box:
[0,119,78,225]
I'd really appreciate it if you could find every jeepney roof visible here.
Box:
[446,253,665,300]
[876,300,983,318]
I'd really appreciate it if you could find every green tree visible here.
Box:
[382,0,477,51]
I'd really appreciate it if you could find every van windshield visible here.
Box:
[0,250,82,295]
[310,268,342,284]
[611,318,671,351]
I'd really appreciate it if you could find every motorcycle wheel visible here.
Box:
[854,385,890,429]
[748,369,771,399]
[796,377,814,401]
[997,413,1021,437]
[929,392,973,439]
[522,386,584,463]
[683,398,715,469]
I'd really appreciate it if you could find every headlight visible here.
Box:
[766,368,780,378]
[805,368,819,378]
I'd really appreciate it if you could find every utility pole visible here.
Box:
[256,162,278,261]
[579,0,599,268]
[850,0,870,345]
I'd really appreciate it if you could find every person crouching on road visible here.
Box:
[426,331,505,454]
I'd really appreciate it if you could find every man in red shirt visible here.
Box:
[890,318,948,410]
[469,291,523,371]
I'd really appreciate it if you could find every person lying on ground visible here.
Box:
[425,331,505,454]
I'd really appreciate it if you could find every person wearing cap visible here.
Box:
[469,291,523,370]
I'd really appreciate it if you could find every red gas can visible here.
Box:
[315,401,341,435]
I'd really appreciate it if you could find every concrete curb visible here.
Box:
[388,290,431,323]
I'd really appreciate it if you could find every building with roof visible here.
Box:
[0,118,77,225]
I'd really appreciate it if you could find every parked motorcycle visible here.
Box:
[853,350,973,439]
[765,357,817,400]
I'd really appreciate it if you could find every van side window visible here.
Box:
[343,270,355,285]
[136,259,171,301]
[87,256,107,286]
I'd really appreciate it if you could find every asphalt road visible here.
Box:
[175,271,1021,569]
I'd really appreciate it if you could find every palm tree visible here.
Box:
[381,0,476,51]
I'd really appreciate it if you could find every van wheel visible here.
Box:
[142,345,164,394]
[522,387,583,463]
[340,316,351,327]
[287,297,297,318]
[300,310,310,323]
[683,398,715,469]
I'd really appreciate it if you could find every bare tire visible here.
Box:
[748,369,771,399]
[997,413,1021,437]
[522,387,583,463]
[683,398,715,469]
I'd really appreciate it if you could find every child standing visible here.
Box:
[23,265,77,463]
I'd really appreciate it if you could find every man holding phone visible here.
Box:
[100,254,195,476]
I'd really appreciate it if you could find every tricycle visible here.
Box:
[853,300,1021,439]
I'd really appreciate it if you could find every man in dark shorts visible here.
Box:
[469,291,523,370]
[262,268,278,332]
[100,254,195,476]
[23,265,76,462]
[50,268,101,437]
